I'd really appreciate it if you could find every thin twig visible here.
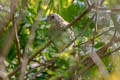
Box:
[25,63,45,76]
[76,27,114,47]
[29,57,57,80]
[12,13,21,64]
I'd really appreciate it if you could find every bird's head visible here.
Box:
[47,13,64,23]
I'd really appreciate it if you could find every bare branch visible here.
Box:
[86,0,92,7]
[0,0,18,37]
[12,13,21,64]
[0,0,19,79]
[19,10,43,79]
[29,57,56,80]
[67,4,95,27]
[100,0,104,6]
[0,0,28,79]
[90,47,109,79]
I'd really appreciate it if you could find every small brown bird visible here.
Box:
[47,13,75,52]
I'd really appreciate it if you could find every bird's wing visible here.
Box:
[67,28,75,40]
[63,21,75,40]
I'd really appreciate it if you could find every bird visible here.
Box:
[47,13,75,52]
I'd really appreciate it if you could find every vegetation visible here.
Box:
[0,0,120,80]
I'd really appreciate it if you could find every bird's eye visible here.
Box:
[51,15,55,19]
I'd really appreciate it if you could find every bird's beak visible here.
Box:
[40,16,48,21]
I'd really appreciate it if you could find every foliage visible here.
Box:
[0,0,120,80]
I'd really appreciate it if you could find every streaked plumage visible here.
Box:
[47,13,75,51]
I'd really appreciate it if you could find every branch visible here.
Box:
[18,9,44,80]
[25,63,45,76]
[19,20,39,80]
[0,0,19,79]
[0,0,18,37]
[29,57,56,80]
[0,0,28,58]
[90,47,109,79]
[0,0,28,79]
[86,0,92,7]
[78,47,120,76]
[67,4,95,27]
[13,13,21,64]
[100,0,104,6]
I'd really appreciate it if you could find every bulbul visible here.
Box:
[47,13,75,52]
